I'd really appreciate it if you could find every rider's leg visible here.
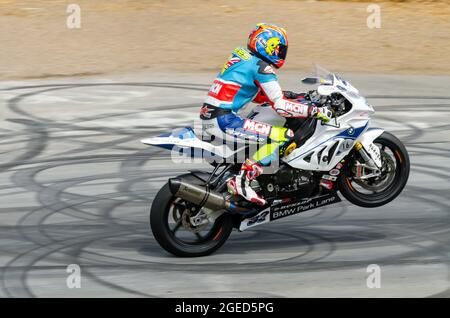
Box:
[200,106,294,205]
[252,125,294,166]
[226,158,266,205]
[225,120,294,206]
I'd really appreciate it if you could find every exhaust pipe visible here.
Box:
[168,178,249,213]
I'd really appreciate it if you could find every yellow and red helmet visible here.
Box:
[247,23,288,69]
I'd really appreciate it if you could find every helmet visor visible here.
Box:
[277,44,288,60]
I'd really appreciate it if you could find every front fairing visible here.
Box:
[310,65,375,117]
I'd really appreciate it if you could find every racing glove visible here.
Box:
[309,106,333,123]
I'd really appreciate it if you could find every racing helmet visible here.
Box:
[247,23,288,68]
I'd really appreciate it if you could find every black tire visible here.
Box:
[150,174,233,257]
[338,131,410,208]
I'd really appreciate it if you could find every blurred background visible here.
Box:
[1,0,450,79]
[0,0,449,298]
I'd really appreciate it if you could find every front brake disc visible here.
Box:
[353,152,395,191]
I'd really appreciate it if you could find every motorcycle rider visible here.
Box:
[200,23,332,206]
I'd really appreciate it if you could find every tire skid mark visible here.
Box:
[0,82,448,296]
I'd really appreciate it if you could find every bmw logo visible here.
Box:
[347,127,355,135]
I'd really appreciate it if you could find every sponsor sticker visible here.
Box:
[263,65,275,74]
[329,168,340,176]
[270,193,341,221]
[221,56,241,74]
[239,210,270,231]
[343,139,353,149]
[284,101,307,116]
[321,174,337,181]
[234,47,251,60]
[207,79,241,102]
[337,85,347,92]
[227,129,266,142]
[243,119,272,136]
[320,179,334,190]
[209,81,223,95]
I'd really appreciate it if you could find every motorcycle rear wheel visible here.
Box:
[150,174,233,257]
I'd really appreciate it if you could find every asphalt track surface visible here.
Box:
[0,72,449,297]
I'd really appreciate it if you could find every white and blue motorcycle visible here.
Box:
[142,66,410,257]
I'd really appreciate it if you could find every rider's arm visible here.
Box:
[253,61,313,118]
[252,89,305,104]
[252,89,271,104]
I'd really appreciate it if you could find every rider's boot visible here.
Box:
[227,159,267,206]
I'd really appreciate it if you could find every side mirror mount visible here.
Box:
[301,77,319,85]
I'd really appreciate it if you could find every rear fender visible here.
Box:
[140,127,233,158]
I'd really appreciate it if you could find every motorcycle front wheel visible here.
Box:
[338,132,410,208]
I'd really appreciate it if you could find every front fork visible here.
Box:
[354,141,381,170]
[320,140,382,190]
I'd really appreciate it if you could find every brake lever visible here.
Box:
[320,110,340,128]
